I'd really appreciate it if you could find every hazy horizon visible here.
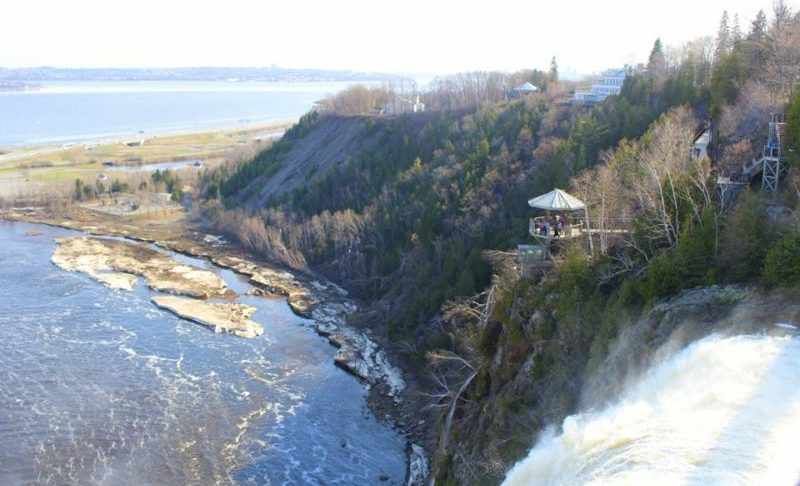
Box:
[5,0,784,78]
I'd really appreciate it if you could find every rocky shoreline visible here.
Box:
[2,208,430,485]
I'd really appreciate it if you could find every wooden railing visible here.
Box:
[529,217,584,238]
[529,216,633,239]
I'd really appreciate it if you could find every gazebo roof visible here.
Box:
[528,188,586,210]
[516,82,539,93]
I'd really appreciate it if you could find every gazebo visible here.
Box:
[513,82,539,98]
[527,188,593,254]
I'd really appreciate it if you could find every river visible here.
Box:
[0,81,361,147]
[0,220,406,484]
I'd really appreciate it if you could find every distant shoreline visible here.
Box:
[0,81,40,92]
[0,66,404,84]
[0,117,296,152]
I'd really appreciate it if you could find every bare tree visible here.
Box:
[427,267,513,457]
[763,2,800,99]
[572,148,634,255]
[426,349,478,454]
[423,71,513,111]
[631,107,698,247]
[317,85,390,115]
[571,107,720,264]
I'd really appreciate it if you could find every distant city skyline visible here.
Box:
[3,0,785,78]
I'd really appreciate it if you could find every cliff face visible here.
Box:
[241,116,379,205]
[434,283,800,485]
[232,112,448,209]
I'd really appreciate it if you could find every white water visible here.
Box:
[503,333,800,486]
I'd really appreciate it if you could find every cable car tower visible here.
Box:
[762,113,786,193]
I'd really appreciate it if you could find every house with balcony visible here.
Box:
[573,67,628,104]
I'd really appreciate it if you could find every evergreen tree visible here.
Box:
[648,38,666,79]
[74,179,84,201]
[786,88,800,168]
[710,50,745,121]
[745,9,769,70]
[715,10,730,59]
[731,13,743,48]
[548,56,559,84]
[749,9,767,41]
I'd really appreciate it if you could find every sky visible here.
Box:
[2,0,787,77]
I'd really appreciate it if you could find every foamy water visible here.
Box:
[503,333,800,486]
[0,221,405,484]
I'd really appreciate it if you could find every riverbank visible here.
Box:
[0,205,430,485]
[0,121,290,199]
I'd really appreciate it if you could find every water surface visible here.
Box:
[0,81,354,146]
[105,160,205,173]
[0,220,406,485]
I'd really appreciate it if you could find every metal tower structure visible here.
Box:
[762,113,786,192]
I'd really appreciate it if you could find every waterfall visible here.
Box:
[503,333,800,485]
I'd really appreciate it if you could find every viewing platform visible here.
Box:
[521,188,632,273]
[529,216,585,241]
[529,216,631,242]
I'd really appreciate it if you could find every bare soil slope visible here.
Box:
[244,116,381,205]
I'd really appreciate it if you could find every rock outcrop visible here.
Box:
[52,236,228,298]
[50,236,266,339]
[151,295,264,338]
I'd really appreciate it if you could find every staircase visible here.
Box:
[740,114,786,192]
[761,113,785,192]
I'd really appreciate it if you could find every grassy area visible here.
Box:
[29,163,105,182]
[0,121,290,197]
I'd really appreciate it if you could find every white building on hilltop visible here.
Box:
[574,67,629,104]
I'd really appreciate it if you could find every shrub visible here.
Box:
[716,191,776,281]
[110,179,131,193]
[644,251,682,301]
[552,244,594,333]
[763,231,800,286]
